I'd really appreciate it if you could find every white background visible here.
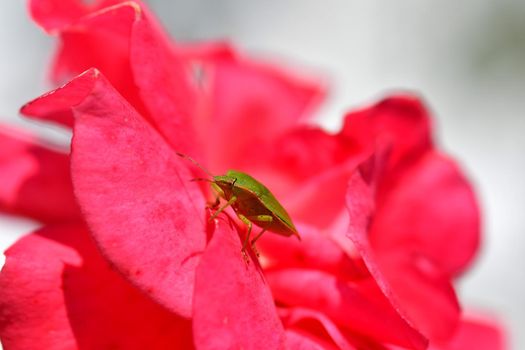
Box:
[1,1,524,348]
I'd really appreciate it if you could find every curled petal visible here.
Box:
[29,0,125,32]
[285,330,337,350]
[27,2,199,156]
[346,171,461,342]
[371,151,481,276]
[193,219,286,350]
[21,69,99,128]
[26,69,207,317]
[0,125,79,222]
[0,224,193,349]
[342,94,433,169]
[280,307,358,350]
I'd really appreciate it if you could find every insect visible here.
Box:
[177,153,301,256]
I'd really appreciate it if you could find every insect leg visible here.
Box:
[248,215,273,246]
[209,196,237,221]
[238,214,253,261]
[247,215,273,257]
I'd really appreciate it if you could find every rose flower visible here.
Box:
[0,1,505,349]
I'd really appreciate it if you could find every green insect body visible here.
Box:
[177,153,300,254]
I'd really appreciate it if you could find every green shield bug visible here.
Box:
[177,153,301,256]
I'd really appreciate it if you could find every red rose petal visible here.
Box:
[130,12,200,156]
[197,51,325,172]
[280,307,358,350]
[376,250,461,341]
[346,170,461,343]
[50,3,147,116]
[29,0,124,32]
[285,330,336,350]
[27,69,207,317]
[21,69,99,128]
[250,126,369,230]
[257,223,367,281]
[371,151,481,276]
[0,224,193,349]
[0,125,80,222]
[193,219,286,350]
[430,315,506,350]
[342,95,433,169]
[266,268,427,349]
[29,2,199,156]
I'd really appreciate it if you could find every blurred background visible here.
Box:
[1,0,524,348]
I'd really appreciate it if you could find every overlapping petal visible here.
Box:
[194,49,325,172]
[0,1,500,349]
[27,1,198,155]
[23,68,207,317]
[342,95,433,169]
[193,219,286,350]
[346,170,461,343]
[29,0,126,32]
[0,125,79,222]
[0,224,193,350]
[266,268,427,349]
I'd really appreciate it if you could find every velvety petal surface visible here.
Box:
[0,125,79,222]
[371,151,481,276]
[0,224,193,350]
[27,69,207,317]
[193,219,286,350]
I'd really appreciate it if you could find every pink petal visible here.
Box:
[371,151,481,276]
[0,125,79,222]
[193,219,286,350]
[50,3,149,119]
[249,126,369,229]
[21,69,100,128]
[346,170,461,342]
[257,223,367,281]
[29,2,199,156]
[29,0,125,32]
[27,68,207,317]
[130,11,200,156]
[196,50,325,172]
[342,95,433,169]
[266,268,427,349]
[280,307,358,350]
[0,224,193,349]
[285,330,337,350]
[430,315,507,350]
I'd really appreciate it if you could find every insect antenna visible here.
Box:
[176,152,214,178]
